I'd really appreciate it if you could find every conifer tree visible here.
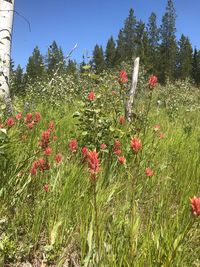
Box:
[146,12,160,73]
[12,65,24,95]
[92,44,106,73]
[46,41,65,75]
[26,46,45,81]
[192,48,200,84]
[105,36,116,68]
[122,8,137,60]
[115,29,126,65]
[66,59,77,75]
[159,0,177,82]
[177,35,193,80]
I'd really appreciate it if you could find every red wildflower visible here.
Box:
[145,167,154,177]
[153,124,160,132]
[119,70,128,84]
[48,121,55,131]
[119,115,125,125]
[87,91,95,101]
[82,147,89,157]
[190,197,200,216]
[55,153,62,164]
[114,149,122,156]
[43,183,49,193]
[159,133,165,139]
[25,113,33,123]
[130,137,142,153]
[100,143,107,150]
[53,135,58,141]
[44,147,52,156]
[31,167,37,176]
[69,139,78,153]
[35,112,41,122]
[113,140,121,151]
[15,113,22,120]
[87,150,100,175]
[149,75,158,89]
[6,117,15,127]
[28,122,34,129]
[40,130,51,149]
[32,160,40,169]
[118,156,126,164]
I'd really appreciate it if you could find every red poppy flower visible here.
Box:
[190,197,200,216]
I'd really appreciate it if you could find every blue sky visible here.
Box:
[12,0,200,69]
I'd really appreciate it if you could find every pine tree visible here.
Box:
[105,36,116,68]
[115,29,126,65]
[92,44,106,73]
[192,48,200,84]
[135,20,149,64]
[122,8,137,60]
[177,35,193,80]
[12,65,24,95]
[46,41,65,75]
[66,59,77,75]
[159,0,177,82]
[146,12,160,73]
[26,46,45,81]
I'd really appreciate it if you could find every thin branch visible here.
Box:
[0,10,31,32]
[49,43,78,85]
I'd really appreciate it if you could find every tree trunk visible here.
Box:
[125,57,140,122]
[0,0,15,115]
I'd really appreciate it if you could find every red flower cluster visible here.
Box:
[100,143,107,150]
[130,137,142,153]
[119,70,128,84]
[82,146,89,157]
[6,117,15,127]
[118,156,126,164]
[16,113,22,120]
[69,139,78,153]
[24,112,42,129]
[119,115,125,125]
[149,75,158,89]
[145,167,154,177]
[113,140,121,156]
[190,197,200,216]
[87,150,100,175]
[87,91,95,101]
[55,153,62,164]
[31,158,50,176]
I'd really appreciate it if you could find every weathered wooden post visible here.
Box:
[125,57,140,122]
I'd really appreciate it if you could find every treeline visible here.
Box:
[11,0,200,95]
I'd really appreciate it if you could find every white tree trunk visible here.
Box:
[125,57,140,122]
[0,0,15,115]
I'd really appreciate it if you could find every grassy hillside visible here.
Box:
[0,70,200,266]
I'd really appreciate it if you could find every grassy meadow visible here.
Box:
[0,69,200,266]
